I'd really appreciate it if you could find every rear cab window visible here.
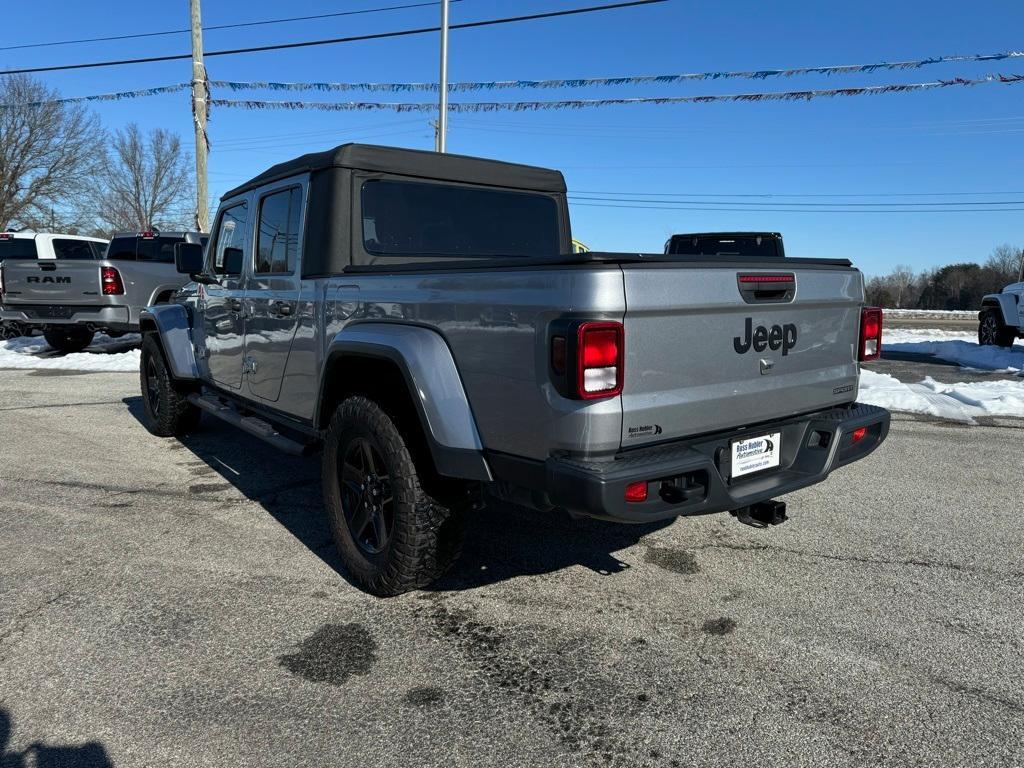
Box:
[0,238,39,260]
[137,236,182,263]
[358,179,560,265]
[106,237,138,261]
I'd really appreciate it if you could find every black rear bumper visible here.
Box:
[544,403,890,523]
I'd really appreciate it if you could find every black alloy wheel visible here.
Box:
[144,355,162,419]
[339,437,394,555]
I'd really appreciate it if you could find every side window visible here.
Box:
[210,203,249,276]
[256,187,302,274]
[52,239,96,260]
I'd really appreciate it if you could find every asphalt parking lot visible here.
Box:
[1,367,1022,768]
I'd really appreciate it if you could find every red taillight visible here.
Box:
[859,307,883,362]
[851,426,867,444]
[625,481,648,502]
[101,266,125,295]
[577,321,624,399]
[139,231,155,239]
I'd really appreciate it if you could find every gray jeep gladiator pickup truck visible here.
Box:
[0,230,206,352]
[139,143,889,595]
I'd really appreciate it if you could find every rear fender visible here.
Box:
[320,323,491,481]
[140,305,198,380]
[980,293,1019,328]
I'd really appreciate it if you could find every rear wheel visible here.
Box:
[43,328,94,353]
[139,334,201,437]
[978,310,1016,348]
[322,395,464,596]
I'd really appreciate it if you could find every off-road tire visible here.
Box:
[978,310,1016,348]
[322,395,465,596]
[139,334,201,437]
[43,328,94,353]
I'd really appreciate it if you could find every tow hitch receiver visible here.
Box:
[731,500,788,529]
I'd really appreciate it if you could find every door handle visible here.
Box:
[228,298,243,312]
[272,301,293,317]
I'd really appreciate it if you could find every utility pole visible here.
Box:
[436,0,449,153]
[189,0,209,232]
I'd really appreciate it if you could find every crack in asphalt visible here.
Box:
[0,400,122,412]
[694,537,1023,580]
[0,590,70,657]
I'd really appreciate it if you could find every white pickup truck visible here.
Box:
[0,232,108,339]
[979,258,1024,347]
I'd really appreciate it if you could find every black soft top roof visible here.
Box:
[222,143,567,200]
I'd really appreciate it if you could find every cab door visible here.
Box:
[201,201,250,390]
[243,184,304,402]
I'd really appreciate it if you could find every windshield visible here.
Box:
[0,238,38,260]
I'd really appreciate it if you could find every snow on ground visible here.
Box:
[884,328,978,345]
[883,308,977,320]
[859,369,1024,423]
[0,334,141,372]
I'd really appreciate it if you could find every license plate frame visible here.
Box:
[730,432,781,479]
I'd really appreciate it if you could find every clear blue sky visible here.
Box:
[5,0,1023,274]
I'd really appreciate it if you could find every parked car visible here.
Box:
[978,256,1024,347]
[140,143,889,595]
[0,232,108,339]
[0,230,206,352]
[665,231,786,258]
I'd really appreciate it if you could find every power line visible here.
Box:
[0,1,463,53]
[568,194,1024,206]
[0,0,667,76]
[570,201,1024,213]
[570,189,1024,198]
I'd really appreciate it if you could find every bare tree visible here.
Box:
[93,123,193,233]
[985,244,1023,285]
[0,75,105,230]
[889,264,915,308]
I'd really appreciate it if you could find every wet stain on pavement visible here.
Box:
[278,623,377,686]
[644,547,700,575]
[188,483,233,494]
[426,602,660,767]
[404,686,446,706]
[702,617,737,636]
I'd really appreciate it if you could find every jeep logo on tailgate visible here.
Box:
[733,317,797,356]
[26,276,71,284]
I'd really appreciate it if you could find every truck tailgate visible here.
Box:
[620,263,862,447]
[1,260,103,305]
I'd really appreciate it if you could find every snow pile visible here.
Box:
[859,369,1024,423]
[884,328,977,345]
[0,334,141,372]
[885,338,1023,374]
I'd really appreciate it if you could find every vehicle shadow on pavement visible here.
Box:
[123,396,669,592]
[0,707,114,768]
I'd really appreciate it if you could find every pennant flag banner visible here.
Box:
[209,73,1024,113]
[209,50,1024,93]
[0,83,188,109]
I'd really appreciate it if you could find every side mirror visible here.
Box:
[174,242,205,275]
[223,247,243,276]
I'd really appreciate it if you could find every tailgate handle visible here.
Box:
[39,262,57,271]
[737,273,795,304]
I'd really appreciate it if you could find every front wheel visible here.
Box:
[139,334,201,437]
[322,395,464,596]
[43,328,94,353]
[978,310,1016,348]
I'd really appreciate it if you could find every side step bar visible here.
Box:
[187,393,312,456]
